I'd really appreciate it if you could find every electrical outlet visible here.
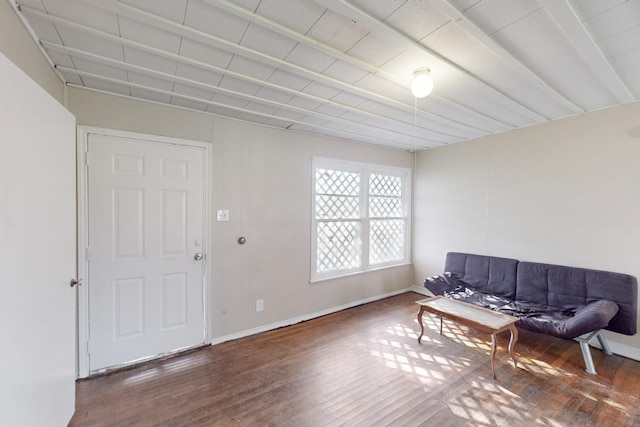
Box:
[256,299,264,312]
[216,210,229,222]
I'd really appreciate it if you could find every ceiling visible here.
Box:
[11,0,640,151]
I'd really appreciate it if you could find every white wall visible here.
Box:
[67,88,413,340]
[414,101,640,358]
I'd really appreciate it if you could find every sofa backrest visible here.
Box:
[444,252,519,299]
[517,261,638,336]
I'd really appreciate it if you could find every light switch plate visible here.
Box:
[216,210,229,221]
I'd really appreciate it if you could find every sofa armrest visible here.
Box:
[424,272,469,296]
[544,300,619,339]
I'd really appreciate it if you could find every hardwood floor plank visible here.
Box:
[69,292,640,426]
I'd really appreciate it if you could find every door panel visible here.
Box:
[87,135,206,372]
[0,53,76,426]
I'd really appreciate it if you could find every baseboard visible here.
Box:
[586,336,640,362]
[410,284,430,296]
[210,287,411,346]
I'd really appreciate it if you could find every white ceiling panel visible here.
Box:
[184,1,249,43]
[178,39,234,69]
[322,59,369,84]
[118,16,182,53]
[285,43,337,74]
[71,57,128,80]
[123,47,178,74]
[54,26,125,62]
[254,0,326,34]
[307,9,369,53]
[15,0,640,150]
[268,69,312,91]
[578,1,640,41]
[383,0,451,42]
[81,76,130,97]
[227,55,277,81]
[454,0,543,34]
[287,96,324,112]
[172,84,215,102]
[175,63,224,87]
[330,91,368,108]
[43,0,120,35]
[121,0,189,23]
[239,24,297,60]
[127,71,174,92]
[218,75,262,96]
[170,97,209,112]
[254,87,295,104]
[346,34,403,69]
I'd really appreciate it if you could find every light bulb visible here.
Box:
[411,68,433,98]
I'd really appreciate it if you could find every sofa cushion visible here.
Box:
[436,284,620,340]
[444,252,519,299]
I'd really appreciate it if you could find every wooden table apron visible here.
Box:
[416,296,519,379]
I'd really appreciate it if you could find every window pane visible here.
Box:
[369,196,402,217]
[369,219,405,265]
[370,173,402,197]
[316,169,360,195]
[316,221,361,272]
[316,195,359,219]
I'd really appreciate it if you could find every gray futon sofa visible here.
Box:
[424,252,638,375]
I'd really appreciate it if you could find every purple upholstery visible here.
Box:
[425,252,638,339]
[517,261,637,336]
[444,252,518,299]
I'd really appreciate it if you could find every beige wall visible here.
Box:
[67,88,413,339]
[0,0,63,102]
[414,101,640,358]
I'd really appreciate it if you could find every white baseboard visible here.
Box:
[410,284,430,296]
[586,335,640,362]
[210,287,411,346]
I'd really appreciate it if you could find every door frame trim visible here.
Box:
[76,126,212,378]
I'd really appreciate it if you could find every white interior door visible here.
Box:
[0,54,76,425]
[87,134,206,372]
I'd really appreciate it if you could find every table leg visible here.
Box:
[439,316,443,335]
[417,307,425,344]
[491,333,497,379]
[508,324,519,368]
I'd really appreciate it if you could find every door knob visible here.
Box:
[194,253,203,261]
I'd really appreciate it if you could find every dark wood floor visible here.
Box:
[70,292,640,426]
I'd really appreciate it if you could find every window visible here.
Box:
[312,157,411,281]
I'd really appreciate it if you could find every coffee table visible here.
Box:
[416,296,519,379]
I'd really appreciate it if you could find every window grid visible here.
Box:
[312,159,410,281]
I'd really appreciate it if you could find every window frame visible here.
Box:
[311,157,412,283]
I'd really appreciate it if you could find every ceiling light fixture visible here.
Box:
[411,67,433,98]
